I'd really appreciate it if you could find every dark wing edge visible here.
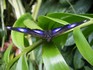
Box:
[51,19,89,37]
[6,26,45,38]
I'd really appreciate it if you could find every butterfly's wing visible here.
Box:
[51,20,89,37]
[6,26,45,38]
[6,20,89,41]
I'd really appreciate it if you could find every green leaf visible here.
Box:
[15,54,28,70]
[38,16,59,29]
[24,19,42,30]
[11,13,32,50]
[47,13,91,21]
[3,44,13,63]
[40,16,69,25]
[73,27,93,65]
[42,43,70,70]
[83,25,93,38]
[53,33,68,48]
[82,14,93,18]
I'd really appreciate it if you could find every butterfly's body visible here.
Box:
[6,20,89,42]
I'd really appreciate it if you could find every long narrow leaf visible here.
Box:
[3,44,13,63]
[73,28,93,65]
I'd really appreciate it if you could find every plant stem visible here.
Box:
[6,39,43,70]
[66,0,76,14]
[32,0,42,20]
[8,0,25,19]
[0,0,6,48]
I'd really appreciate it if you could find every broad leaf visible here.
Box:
[42,43,70,70]
[11,13,32,50]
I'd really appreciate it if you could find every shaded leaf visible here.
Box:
[68,0,92,14]
[84,66,92,70]
[73,49,84,69]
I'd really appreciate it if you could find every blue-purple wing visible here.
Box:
[6,26,45,38]
[51,20,88,36]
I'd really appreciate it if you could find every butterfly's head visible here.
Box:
[44,31,53,42]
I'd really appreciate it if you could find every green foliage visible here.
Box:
[4,13,93,70]
[38,0,93,15]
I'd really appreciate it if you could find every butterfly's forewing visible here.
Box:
[51,20,89,37]
[6,26,45,38]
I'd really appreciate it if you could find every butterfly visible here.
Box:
[6,20,89,42]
